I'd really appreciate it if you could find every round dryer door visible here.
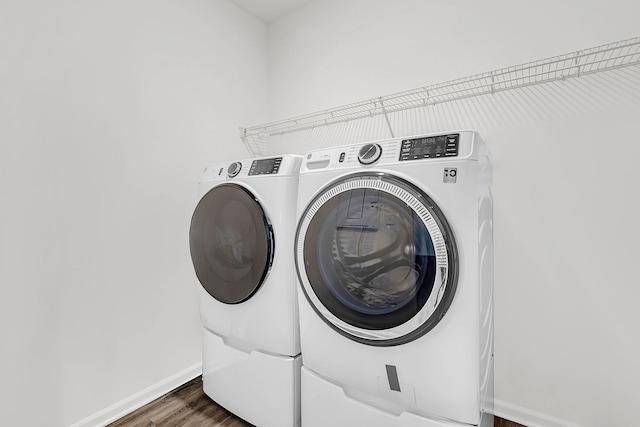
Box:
[295,173,458,346]
[190,183,274,304]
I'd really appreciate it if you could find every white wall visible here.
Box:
[0,1,267,426]
[267,1,640,426]
[268,0,639,120]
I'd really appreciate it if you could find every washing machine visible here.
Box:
[294,131,493,427]
[189,154,303,427]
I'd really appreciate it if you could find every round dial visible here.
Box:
[358,143,382,165]
[227,162,242,178]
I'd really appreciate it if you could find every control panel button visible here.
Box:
[339,152,346,163]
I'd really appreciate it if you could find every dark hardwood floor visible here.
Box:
[108,376,525,427]
[108,377,252,427]
[495,417,526,427]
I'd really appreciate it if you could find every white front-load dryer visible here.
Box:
[189,155,302,427]
[294,131,493,427]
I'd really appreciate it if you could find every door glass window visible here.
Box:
[296,174,457,345]
[303,187,436,330]
[190,184,272,304]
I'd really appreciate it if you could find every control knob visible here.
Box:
[227,162,242,178]
[358,143,382,165]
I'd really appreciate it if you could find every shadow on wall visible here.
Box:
[265,65,640,153]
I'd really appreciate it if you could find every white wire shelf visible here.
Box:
[241,36,640,157]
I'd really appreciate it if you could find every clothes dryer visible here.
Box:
[189,155,302,427]
[294,132,493,427]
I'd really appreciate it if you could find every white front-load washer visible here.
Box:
[294,131,493,427]
[189,155,302,427]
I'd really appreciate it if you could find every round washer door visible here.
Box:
[295,173,457,346]
[190,183,274,304]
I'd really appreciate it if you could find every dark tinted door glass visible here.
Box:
[190,184,272,304]
[302,187,436,330]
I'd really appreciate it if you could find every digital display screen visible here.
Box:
[249,157,282,175]
[399,134,459,161]
[412,137,441,156]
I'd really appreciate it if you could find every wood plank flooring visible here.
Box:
[495,417,526,427]
[108,377,252,427]
[108,376,526,427]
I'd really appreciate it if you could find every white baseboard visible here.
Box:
[69,362,203,427]
[494,398,586,427]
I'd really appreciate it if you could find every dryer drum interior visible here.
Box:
[295,173,458,346]
[190,183,274,304]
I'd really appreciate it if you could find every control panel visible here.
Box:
[300,132,473,173]
[201,155,301,183]
[399,134,459,161]
[249,157,283,176]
